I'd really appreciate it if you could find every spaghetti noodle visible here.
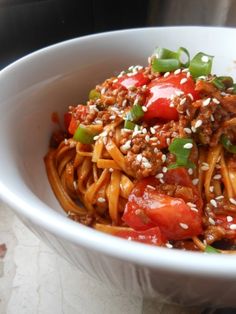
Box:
[45,47,236,252]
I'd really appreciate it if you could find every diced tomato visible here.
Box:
[164,167,203,210]
[144,72,199,121]
[115,226,167,246]
[142,191,202,240]
[67,105,88,135]
[113,72,150,90]
[122,174,203,240]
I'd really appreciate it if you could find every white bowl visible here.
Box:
[0,26,236,307]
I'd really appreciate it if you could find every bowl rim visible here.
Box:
[1,26,236,279]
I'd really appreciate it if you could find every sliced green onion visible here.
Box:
[89,89,101,100]
[217,76,234,88]
[152,58,180,73]
[212,76,234,90]
[151,47,190,73]
[220,134,236,154]
[154,47,179,59]
[189,52,214,78]
[205,245,220,254]
[124,120,136,130]
[177,47,190,67]
[73,125,98,144]
[168,138,195,169]
[126,104,144,122]
[211,77,225,90]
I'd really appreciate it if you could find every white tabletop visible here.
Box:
[0,201,204,314]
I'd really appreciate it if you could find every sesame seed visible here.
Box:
[154,148,159,154]
[179,223,189,230]
[186,109,190,116]
[122,99,127,107]
[183,143,193,149]
[145,135,150,142]
[150,127,156,134]
[162,167,168,173]
[180,78,188,85]
[180,97,187,105]
[169,103,175,108]
[229,224,236,230]
[230,198,236,205]
[212,98,220,104]
[210,199,217,208]
[227,216,233,222]
[192,178,199,185]
[142,106,147,112]
[166,138,171,145]
[109,168,113,172]
[188,93,194,101]
[188,168,193,175]
[209,186,214,192]
[202,98,211,107]
[213,174,221,180]
[211,115,215,122]
[208,217,215,225]
[136,154,142,162]
[191,126,196,133]
[182,68,189,73]
[142,128,147,134]
[64,139,68,144]
[113,78,118,83]
[120,140,131,151]
[166,243,173,248]
[150,137,158,141]
[160,178,164,184]
[164,71,170,77]
[190,207,198,212]
[93,135,100,140]
[161,154,167,162]
[187,202,196,207]
[174,68,181,75]
[73,181,77,190]
[184,127,192,134]
[215,195,224,200]
[195,120,203,128]
[201,164,209,171]
[156,173,164,179]
[147,185,155,190]
[143,161,152,169]
[201,55,209,63]
[98,197,106,203]
[186,72,191,78]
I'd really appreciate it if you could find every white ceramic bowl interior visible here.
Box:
[0,27,236,307]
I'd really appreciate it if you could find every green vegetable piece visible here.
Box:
[168,138,195,169]
[126,104,144,122]
[73,125,97,144]
[124,120,136,130]
[218,76,234,88]
[220,134,236,154]
[89,89,101,100]
[152,58,180,73]
[189,52,214,78]
[177,47,190,68]
[211,77,225,90]
[205,245,220,254]
[151,47,190,73]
